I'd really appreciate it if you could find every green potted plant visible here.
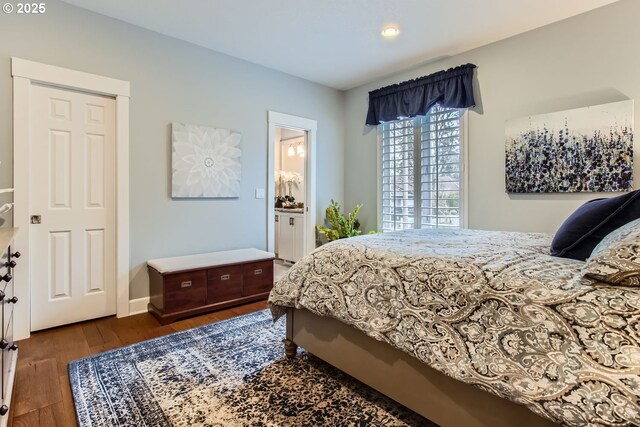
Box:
[317,200,363,242]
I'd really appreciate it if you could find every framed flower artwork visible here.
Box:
[171,122,242,198]
[505,100,633,193]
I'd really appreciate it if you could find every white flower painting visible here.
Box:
[171,122,242,198]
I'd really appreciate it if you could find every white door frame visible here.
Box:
[267,111,317,257]
[11,58,130,340]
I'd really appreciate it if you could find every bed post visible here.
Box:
[284,308,298,358]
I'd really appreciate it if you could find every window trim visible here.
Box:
[376,110,469,232]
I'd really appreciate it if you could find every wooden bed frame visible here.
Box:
[284,308,559,427]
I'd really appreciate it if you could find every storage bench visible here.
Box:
[147,248,275,324]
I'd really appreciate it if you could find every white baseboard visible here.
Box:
[129,297,150,315]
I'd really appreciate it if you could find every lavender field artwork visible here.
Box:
[505,100,634,193]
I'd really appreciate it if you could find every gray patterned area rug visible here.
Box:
[69,310,435,426]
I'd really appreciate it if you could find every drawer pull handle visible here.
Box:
[180,281,192,288]
[254,269,263,275]
[221,274,230,281]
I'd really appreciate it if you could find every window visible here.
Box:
[379,105,465,232]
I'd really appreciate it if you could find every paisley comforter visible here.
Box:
[268,228,640,427]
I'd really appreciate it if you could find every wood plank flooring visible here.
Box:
[11,300,268,427]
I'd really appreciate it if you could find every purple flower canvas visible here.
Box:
[505,100,633,193]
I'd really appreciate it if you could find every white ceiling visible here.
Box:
[61,0,619,90]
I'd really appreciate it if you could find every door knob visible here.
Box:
[6,260,16,268]
[0,291,5,301]
[7,343,17,351]
[0,405,7,415]
[1,273,11,282]
[7,297,18,304]
[0,340,8,349]
[11,251,20,258]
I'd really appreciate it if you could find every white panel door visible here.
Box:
[30,84,116,331]
[274,213,280,257]
[279,213,294,262]
[293,215,304,263]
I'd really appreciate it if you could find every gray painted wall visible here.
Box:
[0,0,345,299]
[344,0,640,235]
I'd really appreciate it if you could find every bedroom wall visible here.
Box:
[344,0,640,235]
[0,0,345,299]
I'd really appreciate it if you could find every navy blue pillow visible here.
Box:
[551,190,640,261]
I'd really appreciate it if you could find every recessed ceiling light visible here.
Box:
[381,26,399,38]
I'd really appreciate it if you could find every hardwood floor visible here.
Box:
[11,300,268,427]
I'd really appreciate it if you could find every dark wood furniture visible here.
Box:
[147,249,274,325]
[0,228,19,426]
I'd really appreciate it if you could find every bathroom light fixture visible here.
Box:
[381,26,399,38]
[297,143,305,157]
[287,145,295,156]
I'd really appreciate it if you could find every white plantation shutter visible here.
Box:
[379,105,463,232]
[380,118,416,231]
[420,105,462,228]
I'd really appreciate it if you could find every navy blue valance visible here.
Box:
[366,63,477,126]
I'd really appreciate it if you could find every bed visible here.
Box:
[268,228,640,427]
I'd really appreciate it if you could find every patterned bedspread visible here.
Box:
[268,228,640,427]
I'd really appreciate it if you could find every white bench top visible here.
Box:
[148,248,275,274]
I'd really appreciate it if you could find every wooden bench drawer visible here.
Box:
[242,260,273,296]
[164,271,207,312]
[207,265,243,304]
[147,249,275,324]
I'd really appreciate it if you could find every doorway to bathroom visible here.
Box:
[267,112,317,267]
[275,127,305,263]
